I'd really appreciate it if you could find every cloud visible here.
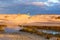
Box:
[0,0,59,7]
[0,0,59,14]
[31,2,45,6]
[31,2,60,7]
[26,0,60,7]
[44,0,60,6]
[48,0,59,3]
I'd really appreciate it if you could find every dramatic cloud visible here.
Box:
[0,0,60,14]
[30,0,60,6]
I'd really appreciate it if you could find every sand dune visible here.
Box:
[0,14,60,25]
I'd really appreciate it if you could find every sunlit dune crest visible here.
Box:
[0,14,60,30]
[0,14,60,26]
[29,15,60,22]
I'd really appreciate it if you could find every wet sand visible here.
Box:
[0,31,48,40]
[0,31,60,40]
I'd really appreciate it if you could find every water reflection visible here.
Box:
[38,29,60,35]
[4,26,23,33]
[4,26,60,35]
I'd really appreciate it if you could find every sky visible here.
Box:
[0,0,60,15]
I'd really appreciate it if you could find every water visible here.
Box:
[4,26,23,33]
[37,29,60,35]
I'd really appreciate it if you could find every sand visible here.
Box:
[0,31,59,40]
